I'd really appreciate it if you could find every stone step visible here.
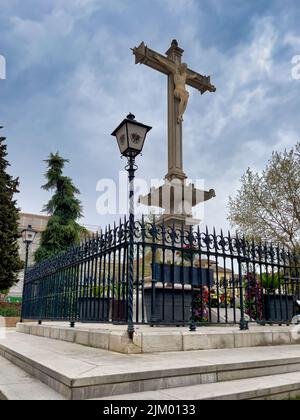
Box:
[95,372,300,401]
[2,331,300,400]
[16,322,300,354]
[0,355,65,400]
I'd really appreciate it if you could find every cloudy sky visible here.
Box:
[0,0,300,233]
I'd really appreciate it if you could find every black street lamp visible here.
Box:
[20,225,37,322]
[21,225,37,271]
[112,114,152,338]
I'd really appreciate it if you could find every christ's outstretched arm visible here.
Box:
[187,73,198,81]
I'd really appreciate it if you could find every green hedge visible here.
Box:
[0,303,21,317]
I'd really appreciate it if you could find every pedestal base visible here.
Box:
[158,214,200,228]
[139,178,215,228]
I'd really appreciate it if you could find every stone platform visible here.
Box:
[1,331,300,400]
[16,322,300,354]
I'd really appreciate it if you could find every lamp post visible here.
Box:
[111,114,152,339]
[20,225,37,322]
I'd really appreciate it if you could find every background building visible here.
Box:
[7,213,49,301]
[7,213,97,301]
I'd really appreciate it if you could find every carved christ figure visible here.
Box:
[154,54,197,123]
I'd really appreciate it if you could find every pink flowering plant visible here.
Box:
[244,274,263,320]
[176,245,198,265]
[191,287,210,322]
[191,286,235,323]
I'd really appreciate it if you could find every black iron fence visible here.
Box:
[22,218,300,330]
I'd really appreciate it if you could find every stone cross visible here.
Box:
[132,40,216,182]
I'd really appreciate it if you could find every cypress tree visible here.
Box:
[0,132,23,291]
[35,152,86,263]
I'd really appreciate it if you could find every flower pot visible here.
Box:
[152,263,214,286]
[263,294,295,322]
[0,317,20,328]
[144,287,193,323]
[110,299,128,322]
[78,297,127,322]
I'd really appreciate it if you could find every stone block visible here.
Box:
[272,331,291,346]
[3,317,19,328]
[200,373,218,384]
[72,380,141,400]
[132,331,142,350]
[142,332,183,353]
[50,327,61,340]
[234,331,273,348]
[42,327,51,338]
[89,331,109,350]
[38,326,45,336]
[183,331,235,351]
[139,374,203,394]
[29,325,38,336]
[75,330,90,346]
[206,333,235,350]
[59,328,75,343]
[16,323,29,334]
[182,332,210,351]
[217,363,300,382]
[109,331,141,354]
[290,326,300,344]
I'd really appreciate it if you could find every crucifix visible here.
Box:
[132,39,216,182]
[132,40,216,226]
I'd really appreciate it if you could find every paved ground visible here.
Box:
[1,330,300,381]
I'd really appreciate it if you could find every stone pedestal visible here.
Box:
[139,178,216,227]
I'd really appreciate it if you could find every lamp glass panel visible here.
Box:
[22,229,36,243]
[21,230,27,242]
[26,232,34,242]
[116,125,128,155]
[127,123,147,153]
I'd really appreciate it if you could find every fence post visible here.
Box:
[189,225,198,332]
[150,241,158,325]
[189,296,197,332]
[238,258,249,331]
[20,243,30,323]
[236,234,249,331]
[150,279,157,325]
[20,273,27,323]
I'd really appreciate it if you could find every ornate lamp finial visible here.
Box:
[127,113,136,121]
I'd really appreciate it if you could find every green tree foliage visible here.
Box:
[0,134,23,290]
[228,143,300,252]
[35,153,86,263]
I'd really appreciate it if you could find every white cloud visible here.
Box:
[284,32,300,48]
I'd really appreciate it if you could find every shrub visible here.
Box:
[261,272,284,291]
[0,302,21,317]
